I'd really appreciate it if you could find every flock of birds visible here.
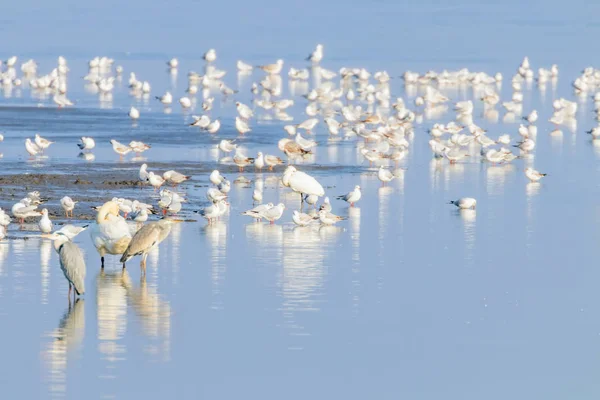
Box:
[2,43,597,302]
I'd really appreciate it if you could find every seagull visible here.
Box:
[448,197,477,209]
[523,110,538,124]
[139,163,149,184]
[336,185,361,207]
[129,106,140,120]
[258,203,286,224]
[255,152,265,170]
[156,91,173,105]
[525,167,547,182]
[34,134,54,153]
[319,197,332,212]
[219,83,238,96]
[233,150,254,172]
[147,172,165,191]
[318,210,347,225]
[110,139,131,157]
[514,139,535,152]
[60,196,77,218]
[297,118,319,132]
[167,58,178,68]
[206,119,221,134]
[264,154,284,171]
[196,200,226,224]
[179,97,192,109]
[129,141,151,155]
[203,49,217,63]
[242,203,274,222]
[206,188,227,203]
[292,210,317,226]
[53,94,74,107]
[497,134,511,145]
[209,170,225,186]
[190,115,211,128]
[77,136,95,151]
[236,102,254,120]
[237,60,253,72]
[307,44,324,64]
[258,59,284,75]
[377,166,395,186]
[295,133,317,150]
[218,140,237,153]
[38,208,53,233]
[235,117,251,134]
[25,138,41,156]
[163,170,191,186]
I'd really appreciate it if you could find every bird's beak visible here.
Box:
[171,219,184,223]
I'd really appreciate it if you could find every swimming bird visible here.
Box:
[378,166,395,186]
[77,136,95,151]
[35,134,54,153]
[110,139,132,157]
[337,185,361,207]
[39,208,53,233]
[292,210,317,226]
[89,201,132,268]
[53,232,86,299]
[163,170,190,186]
[448,198,477,209]
[525,167,546,182]
[61,196,77,218]
[282,166,325,203]
[129,106,140,120]
[318,210,347,225]
[120,218,182,273]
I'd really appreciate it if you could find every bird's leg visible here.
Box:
[270,220,274,225]
[122,261,126,269]
[140,254,148,276]
[101,256,105,268]
[351,202,354,207]
[68,284,72,299]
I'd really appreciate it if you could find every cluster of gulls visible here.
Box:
[2,43,597,301]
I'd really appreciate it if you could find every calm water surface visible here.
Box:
[1,1,600,399]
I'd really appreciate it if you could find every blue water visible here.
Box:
[0,1,600,399]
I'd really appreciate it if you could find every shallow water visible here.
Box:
[1,1,600,399]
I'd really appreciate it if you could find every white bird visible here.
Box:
[377,166,395,186]
[297,118,319,132]
[25,138,41,156]
[524,110,538,124]
[219,83,238,96]
[167,58,178,68]
[242,203,274,222]
[282,166,325,202]
[236,102,254,120]
[292,210,317,226]
[156,91,173,105]
[129,106,140,120]
[255,152,265,170]
[35,134,54,152]
[77,136,95,151]
[210,170,225,186]
[129,141,151,155]
[50,224,88,240]
[179,97,192,109]
[497,134,511,145]
[190,115,211,128]
[53,94,74,107]
[448,198,477,210]
[318,210,346,225]
[163,170,191,186]
[233,150,254,171]
[264,154,284,171]
[235,117,251,134]
[218,140,237,153]
[258,203,285,224]
[514,139,535,152]
[61,196,77,218]
[12,199,41,223]
[206,119,221,134]
[110,139,132,157]
[320,197,332,212]
[307,44,324,64]
[258,59,284,75]
[147,172,165,191]
[203,49,217,63]
[252,189,263,204]
[295,133,317,150]
[39,208,53,233]
[89,201,132,268]
[139,163,149,183]
[525,167,547,182]
[336,185,361,207]
[237,60,253,72]
[206,188,227,203]
[197,200,226,224]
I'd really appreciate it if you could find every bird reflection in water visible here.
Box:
[201,221,227,310]
[459,209,477,261]
[40,239,52,305]
[42,298,85,397]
